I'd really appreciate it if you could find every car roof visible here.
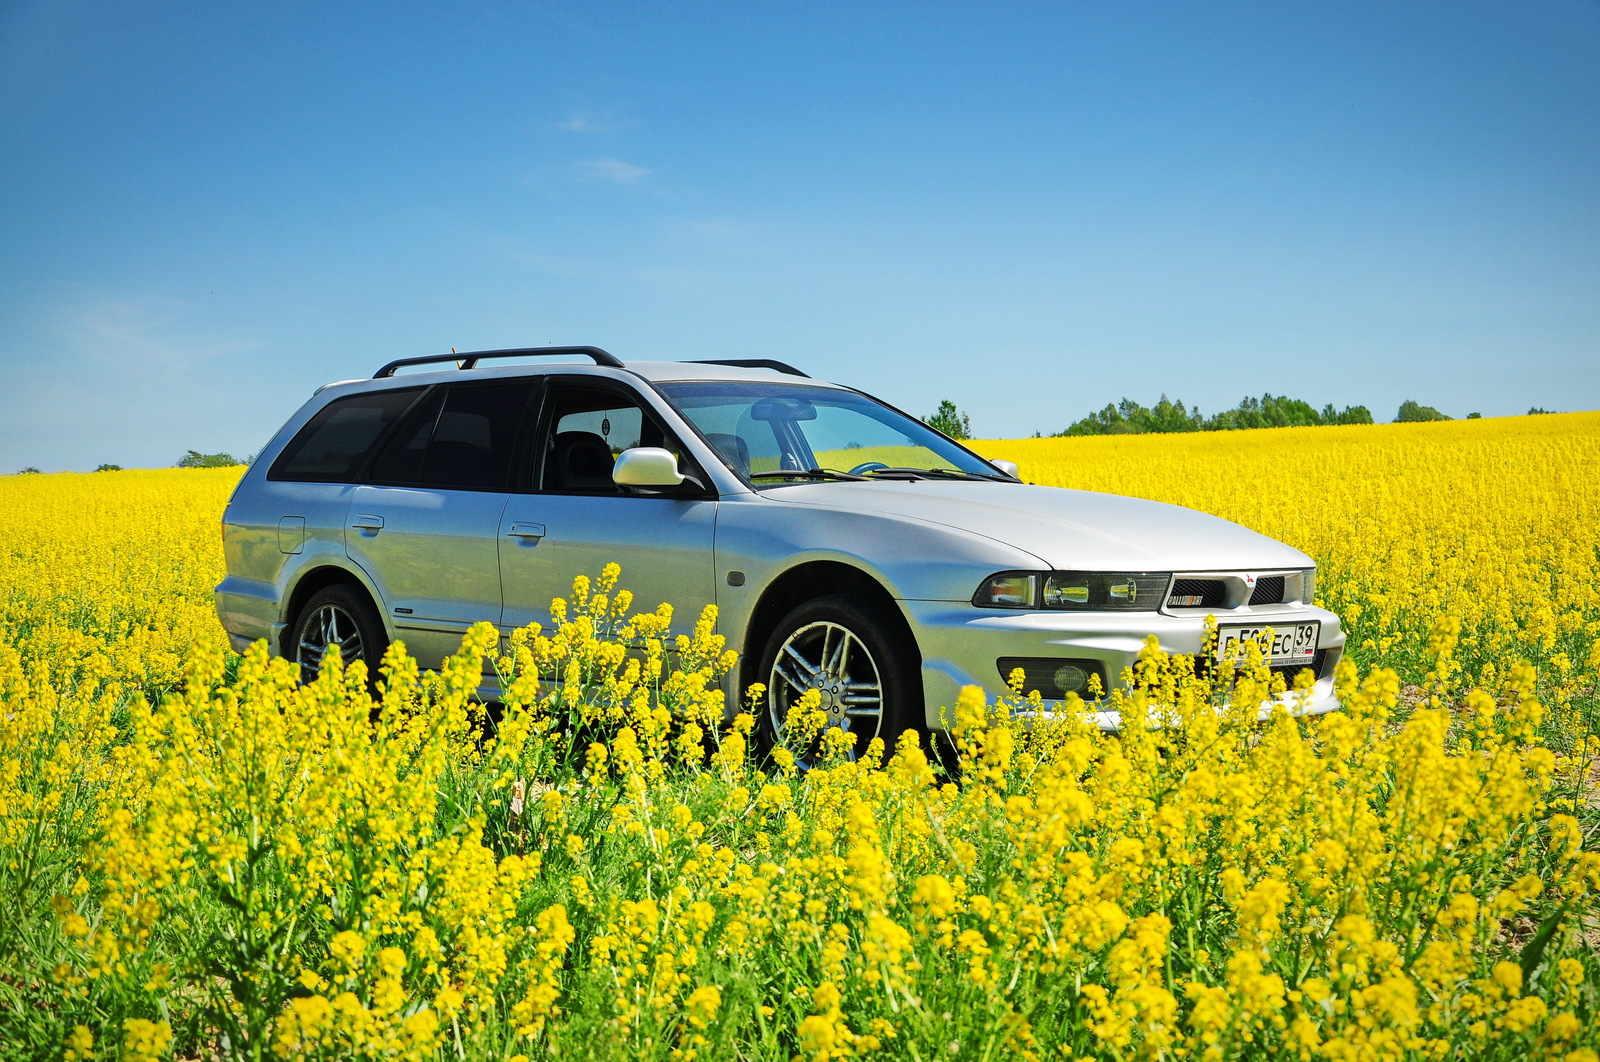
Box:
[313,358,850,399]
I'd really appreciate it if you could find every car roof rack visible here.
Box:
[687,359,809,378]
[373,345,623,378]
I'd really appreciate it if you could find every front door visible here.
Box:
[499,380,718,639]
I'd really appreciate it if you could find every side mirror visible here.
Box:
[989,458,1020,479]
[613,447,686,488]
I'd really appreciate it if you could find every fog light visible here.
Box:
[997,657,1109,699]
[1053,664,1089,694]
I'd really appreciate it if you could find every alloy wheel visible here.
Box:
[297,602,364,685]
[766,620,885,761]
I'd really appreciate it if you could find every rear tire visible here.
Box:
[755,594,922,766]
[290,583,389,690]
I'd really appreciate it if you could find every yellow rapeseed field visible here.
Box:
[1,415,1597,1062]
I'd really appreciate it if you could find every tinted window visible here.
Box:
[370,380,535,491]
[367,389,444,484]
[537,385,685,493]
[270,388,424,483]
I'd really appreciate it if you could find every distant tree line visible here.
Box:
[916,395,1567,441]
[1046,397,1569,437]
[10,451,249,476]
[1055,394,1375,437]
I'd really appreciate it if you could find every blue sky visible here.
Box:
[2,1,1596,471]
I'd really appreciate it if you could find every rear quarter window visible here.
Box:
[268,388,424,483]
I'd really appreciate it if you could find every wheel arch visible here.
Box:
[280,563,385,657]
[739,560,921,707]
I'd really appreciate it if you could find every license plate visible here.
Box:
[1216,622,1319,667]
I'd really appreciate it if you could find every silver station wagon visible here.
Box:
[216,346,1345,747]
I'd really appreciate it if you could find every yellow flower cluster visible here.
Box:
[0,414,1596,1060]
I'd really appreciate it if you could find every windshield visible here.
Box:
[655,382,1003,484]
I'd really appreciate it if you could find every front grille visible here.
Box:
[1249,576,1286,605]
[1168,578,1226,608]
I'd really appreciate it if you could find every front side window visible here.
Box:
[536,385,688,493]
[270,387,424,483]
[368,380,536,491]
[656,382,1001,484]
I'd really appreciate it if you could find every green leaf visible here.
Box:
[1519,902,1567,982]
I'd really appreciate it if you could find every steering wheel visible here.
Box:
[847,461,890,475]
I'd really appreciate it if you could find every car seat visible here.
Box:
[704,433,751,478]
[552,431,616,491]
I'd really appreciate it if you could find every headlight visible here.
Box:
[1300,569,1317,604]
[973,572,1039,608]
[974,571,1171,610]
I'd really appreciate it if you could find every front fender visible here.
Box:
[711,492,1047,643]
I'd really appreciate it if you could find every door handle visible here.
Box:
[506,522,547,540]
[351,515,384,531]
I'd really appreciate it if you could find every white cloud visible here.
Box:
[581,157,650,183]
[73,295,257,369]
[555,111,633,135]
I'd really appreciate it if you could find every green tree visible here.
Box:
[1207,394,1321,430]
[94,463,123,472]
[925,400,972,440]
[1395,400,1450,423]
[177,450,243,469]
[1058,395,1203,436]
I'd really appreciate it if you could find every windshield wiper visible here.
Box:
[865,466,1010,482]
[749,468,871,482]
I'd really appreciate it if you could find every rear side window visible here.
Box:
[367,389,444,484]
[269,388,424,483]
[369,379,537,491]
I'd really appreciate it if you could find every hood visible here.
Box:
[763,480,1313,572]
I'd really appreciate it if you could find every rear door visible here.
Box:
[346,377,538,668]
[498,378,718,639]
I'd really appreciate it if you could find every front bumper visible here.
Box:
[902,599,1346,731]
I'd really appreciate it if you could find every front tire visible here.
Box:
[291,583,389,689]
[756,594,922,765]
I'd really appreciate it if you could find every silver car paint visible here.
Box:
[497,491,718,639]
[345,484,511,669]
[757,480,1314,574]
[215,361,1345,729]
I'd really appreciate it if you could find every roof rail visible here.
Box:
[373,345,623,379]
[687,358,809,378]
